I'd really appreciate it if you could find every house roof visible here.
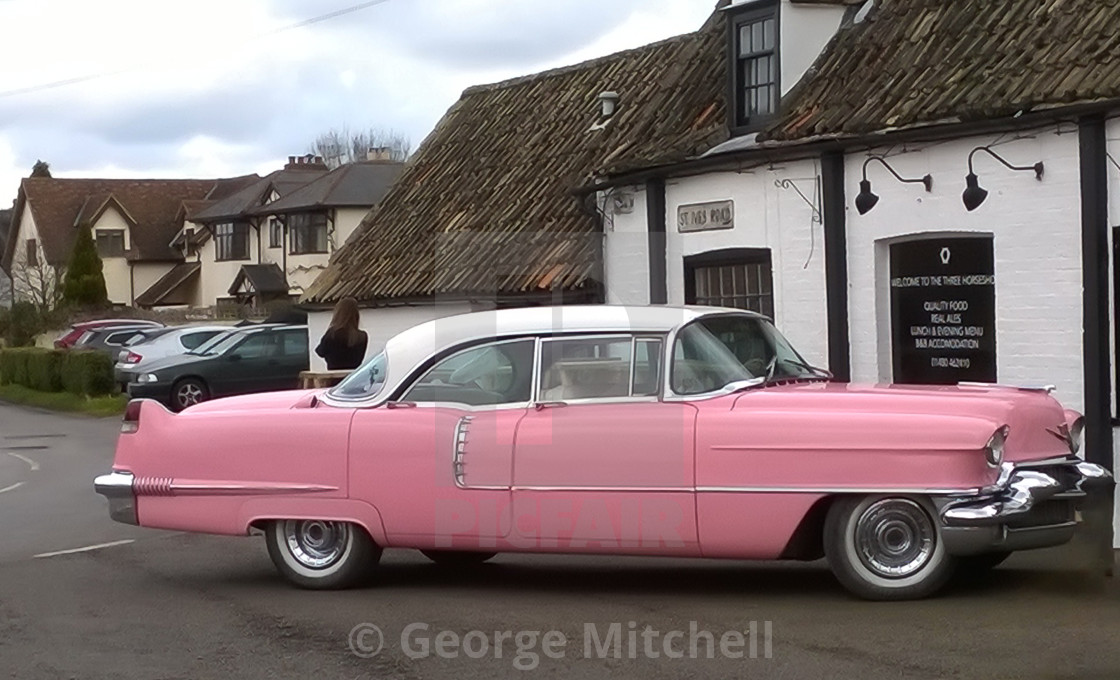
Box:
[302,11,728,305]
[764,0,1120,142]
[229,263,289,296]
[135,261,202,308]
[251,160,404,215]
[191,163,329,224]
[3,177,238,269]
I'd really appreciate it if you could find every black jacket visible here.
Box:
[315,329,368,370]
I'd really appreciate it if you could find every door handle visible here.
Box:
[386,401,417,409]
[534,402,567,411]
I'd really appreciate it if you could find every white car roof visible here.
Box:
[363,305,760,404]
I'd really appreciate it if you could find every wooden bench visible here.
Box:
[299,370,352,389]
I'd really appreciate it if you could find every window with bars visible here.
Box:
[730,3,779,131]
[684,249,774,318]
[269,218,282,248]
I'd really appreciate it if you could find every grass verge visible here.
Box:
[0,384,128,417]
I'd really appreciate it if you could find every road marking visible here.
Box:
[34,539,135,559]
[0,482,24,495]
[5,451,40,471]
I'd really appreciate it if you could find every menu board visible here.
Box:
[889,237,996,385]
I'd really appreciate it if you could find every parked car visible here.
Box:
[113,325,232,388]
[72,324,165,356]
[94,306,1111,600]
[54,319,163,349]
[124,324,308,411]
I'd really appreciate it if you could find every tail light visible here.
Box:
[124,351,143,364]
[121,400,143,434]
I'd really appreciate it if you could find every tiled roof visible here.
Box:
[3,178,232,268]
[302,11,727,304]
[252,160,404,215]
[764,0,1120,142]
[230,263,288,296]
[191,166,329,224]
[135,261,201,308]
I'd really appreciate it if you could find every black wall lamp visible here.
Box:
[855,156,933,215]
[962,146,1044,211]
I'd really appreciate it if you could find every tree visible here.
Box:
[30,160,51,178]
[309,126,411,169]
[62,226,108,308]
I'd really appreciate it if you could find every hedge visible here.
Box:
[0,347,115,397]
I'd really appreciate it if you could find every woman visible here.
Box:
[315,297,368,370]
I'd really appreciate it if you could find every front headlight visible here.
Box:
[984,426,1009,467]
[137,373,160,384]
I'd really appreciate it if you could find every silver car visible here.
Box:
[113,326,232,387]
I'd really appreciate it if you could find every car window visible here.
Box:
[279,330,308,357]
[105,330,142,346]
[191,331,236,355]
[179,331,221,350]
[230,333,277,359]
[331,351,387,400]
[539,336,633,401]
[671,315,813,394]
[402,339,535,407]
[632,338,663,397]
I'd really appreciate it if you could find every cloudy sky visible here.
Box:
[0,0,715,207]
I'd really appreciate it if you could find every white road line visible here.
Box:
[34,539,136,559]
[0,482,25,495]
[5,451,39,471]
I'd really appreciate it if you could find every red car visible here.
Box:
[54,319,164,349]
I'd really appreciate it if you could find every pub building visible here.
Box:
[599,0,1118,547]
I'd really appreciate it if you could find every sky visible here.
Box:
[0,0,716,207]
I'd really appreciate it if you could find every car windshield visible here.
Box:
[329,352,388,400]
[188,331,238,356]
[671,315,825,395]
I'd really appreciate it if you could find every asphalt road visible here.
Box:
[0,401,1117,680]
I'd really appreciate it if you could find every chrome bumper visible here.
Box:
[93,471,138,526]
[939,458,1112,556]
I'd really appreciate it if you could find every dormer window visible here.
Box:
[729,1,779,133]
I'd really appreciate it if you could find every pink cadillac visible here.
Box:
[94,306,1111,600]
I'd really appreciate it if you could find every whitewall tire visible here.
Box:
[824,495,956,601]
[265,520,380,589]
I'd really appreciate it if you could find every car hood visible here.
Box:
[731,381,1075,462]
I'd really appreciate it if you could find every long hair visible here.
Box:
[327,297,362,346]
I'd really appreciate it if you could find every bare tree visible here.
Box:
[310,126,411,169]
[9,244,63,311]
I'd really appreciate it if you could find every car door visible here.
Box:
[347,338,536,550]
[273,329,310,390]
[209,331,279,397]
[511,335,700,555]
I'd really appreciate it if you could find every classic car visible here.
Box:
[94,306,1111,600]
[124,324,308,411]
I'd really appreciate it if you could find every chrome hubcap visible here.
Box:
[177,384,203,407]
[283,520,350,569]
[855,499,935,578]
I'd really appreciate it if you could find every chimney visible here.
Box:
[599,91,620,119]
[366,147,393,162]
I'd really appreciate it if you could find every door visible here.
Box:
[348,339,536,549]
[511,336,699,555]
[210,331,280,396]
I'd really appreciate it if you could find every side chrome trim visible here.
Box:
[452,415,473,489]
[697,485,969,495]
[93,471,138,525]
[129,478,339,497]
[513,485,691,493]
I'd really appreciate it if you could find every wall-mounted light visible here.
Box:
[962,146,1044,211]
[855,156,933,215]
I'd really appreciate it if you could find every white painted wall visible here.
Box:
[196,224,262,307]
[307,303,474,372]
[131,262,173,305]
[846,131,1085,413]
[603,186,650,306]
[663,160,830,367]
[8,201,57,306]
[92,206,132,305]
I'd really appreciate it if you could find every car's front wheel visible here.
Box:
[824,495,956,601]
[420,550,497,567]
[266,520,381,589]
[172,378,209,412]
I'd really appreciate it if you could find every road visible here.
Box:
[0,402,1117,679]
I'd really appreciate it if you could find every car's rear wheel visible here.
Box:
[824,495,956,601]
[266,519,381,589]
[172,378,209,411]
[420,550,497,567]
